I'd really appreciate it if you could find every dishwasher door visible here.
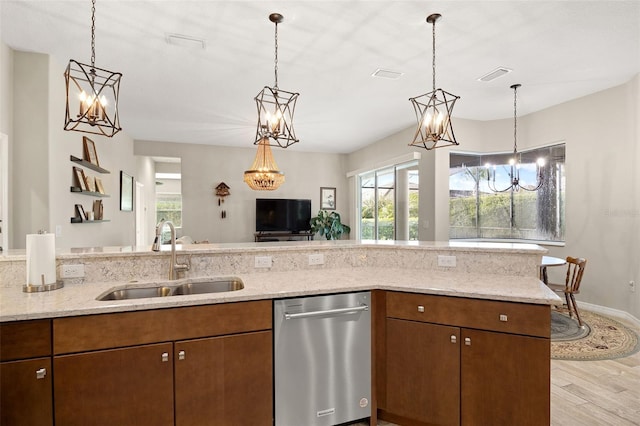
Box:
[274,292,371,426]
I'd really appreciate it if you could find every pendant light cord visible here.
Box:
[513,85,518,156]
[431,18,436,92]
[274,20,279,91]
[90,0,96,70]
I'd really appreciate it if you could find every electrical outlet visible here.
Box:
[61,264,85,278]
[630,280,636,292]
[437,255,457,267]
[308,253,324,266]
[254,256,272,268]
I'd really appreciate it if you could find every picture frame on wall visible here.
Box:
[73,166,88,191]
[75,204,86,221]
[120,171,134,211]
[320,187,336,210]
[83,136,99,166]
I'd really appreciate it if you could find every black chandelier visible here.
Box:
[254,13,299,149]
[409,13,459,150]
[64,0,122,137]
[486,84,545,192]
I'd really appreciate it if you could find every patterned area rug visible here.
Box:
[551,310,640,361]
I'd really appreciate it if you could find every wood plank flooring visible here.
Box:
[363,318,640,426]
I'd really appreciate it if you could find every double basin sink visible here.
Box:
[97,277,244,301]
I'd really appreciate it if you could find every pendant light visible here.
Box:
[409,13,459,150]
[64,0,122,137]
[244,137,286,191]
[486,84,545,192]
[254,13,299,149]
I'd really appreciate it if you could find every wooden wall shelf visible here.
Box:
[70,187,110,197]
[70,155,110,174]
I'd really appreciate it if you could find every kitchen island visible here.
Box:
[0,240,561,425]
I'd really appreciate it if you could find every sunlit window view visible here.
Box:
[359,162,419,240]
[449,144,565,242]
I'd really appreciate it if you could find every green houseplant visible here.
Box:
[310,210,351,240]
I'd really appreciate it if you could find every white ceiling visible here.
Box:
[2,1,639,153]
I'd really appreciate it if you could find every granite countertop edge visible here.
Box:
[0,268,562,322]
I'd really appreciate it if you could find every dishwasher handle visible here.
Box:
[284,304,369,320]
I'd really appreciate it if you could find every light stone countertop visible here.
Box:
[0,267,562,322]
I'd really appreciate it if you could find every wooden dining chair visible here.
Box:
[547,257,587,326]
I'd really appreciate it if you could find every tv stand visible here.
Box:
[254,232,314,242]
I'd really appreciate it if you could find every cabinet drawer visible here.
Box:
[54,300,272,354]
[0,320,52,361]
[386,292,549,338]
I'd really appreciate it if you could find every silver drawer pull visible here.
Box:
[499,314,508,322]
[178,350,186,361]
[465,337,471,346]
[36,368,47,379]
[450,335,457,344]
[417,305,425,313]
[284,305,368,320]
[161,352,169,362]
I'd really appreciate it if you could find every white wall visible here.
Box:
[5,48,136,249]
[135,140,349,243]
[0,41,13,248]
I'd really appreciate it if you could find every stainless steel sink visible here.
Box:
[173,279,244,295]
[96,277,244,301]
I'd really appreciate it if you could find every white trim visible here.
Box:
[579,302,640,329]
[346,152,421,178]
[0,133,8,252]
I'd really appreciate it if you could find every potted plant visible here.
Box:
[310,210,351,240]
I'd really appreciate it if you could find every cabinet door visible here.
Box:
[385,318,460,426]
[175,331,273,426]
[461,329,550,426]
[1,358,53,426]
[54,342,174,426]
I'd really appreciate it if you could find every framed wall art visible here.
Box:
[320,187,336,210]
[120,171,133,211]
[83,136,99,166]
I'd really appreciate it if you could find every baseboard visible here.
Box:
[579,302,640,329]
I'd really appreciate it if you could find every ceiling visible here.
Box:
[2,1,639,153]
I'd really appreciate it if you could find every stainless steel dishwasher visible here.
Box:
[274,292,371,426]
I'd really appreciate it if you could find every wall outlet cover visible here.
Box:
[61,264,85,278]
[254,256,272,268]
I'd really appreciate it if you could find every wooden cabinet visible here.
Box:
[0,320,53,426]
[376,291,550,426]
[52,301,273,426]
[175,331,273,425]
[54,343,174,426]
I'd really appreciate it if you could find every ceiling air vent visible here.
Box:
[477,67,512,82]
[372,69,404,80]
[165,33,206,50]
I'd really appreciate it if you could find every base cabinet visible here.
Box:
[175,331,273,425]
[54,343,175,426]
[52,301,273,426]
[0,319,53,426]
[377,291,551,426]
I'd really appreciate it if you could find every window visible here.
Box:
[156,193,182,228]
[449,144,565,242]
[359,161,419,240]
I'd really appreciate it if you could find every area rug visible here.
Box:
[551,310,640,361]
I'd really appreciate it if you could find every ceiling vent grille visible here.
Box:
[372,69,404,79]
[477,67,512,82]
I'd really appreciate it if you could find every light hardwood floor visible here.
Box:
[366,317,640,426]
[550,317,640,426]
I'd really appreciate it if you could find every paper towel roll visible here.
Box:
[26,233,57,286]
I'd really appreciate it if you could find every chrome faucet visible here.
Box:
[152,219,190,280]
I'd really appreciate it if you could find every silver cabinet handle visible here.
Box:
[178,350,186,361]
[161,352,169,362]
[284,304,368,320]
[465,337,471,346]
[450,335,457,344]
[417,305,425,313]
[36,368,47,379]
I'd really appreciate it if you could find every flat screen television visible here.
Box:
[256,198,312,233]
